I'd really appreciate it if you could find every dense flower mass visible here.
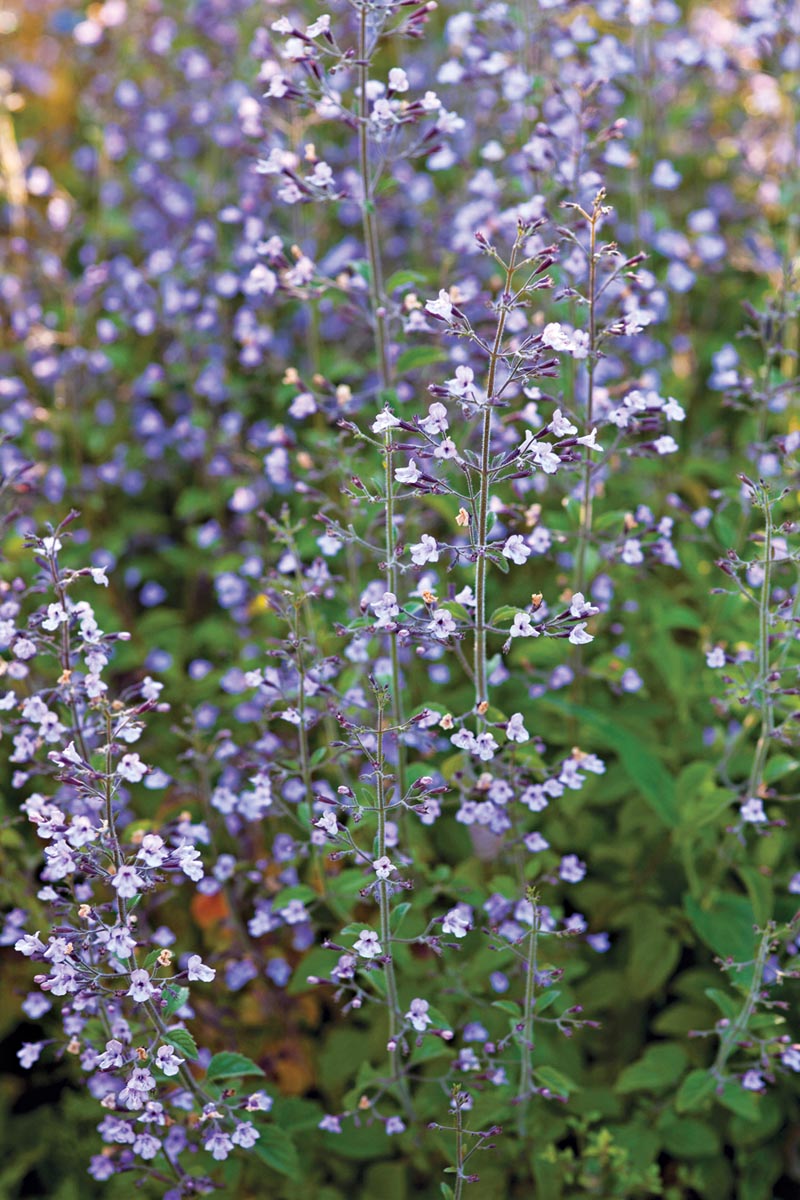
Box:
[0,0,799,1197]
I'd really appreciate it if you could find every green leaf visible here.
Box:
[385,269,426,293]
[163,1028,199,1062]
[271,884,317,909]
[492,999,522,1018]
[658,1114,720,1159]
[390,902,412,932]
[206,1052,265,1082]
[163,985,189,1017]
[704,987,739,1020]
[534,1065,577,1098]
[490,605,522,625]
[252,1127,300,1179]
[270,1097,323,1133]
[718,1082,761,1121]
[395,345,448,374]
[674,1069,717,1113]
[684,893,757,964]
[616,1043,688,1094]
[540,697,678,826]
[627,911,682,999]
[534,990,561,1015]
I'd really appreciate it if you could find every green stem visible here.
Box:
[375,703,413,1118]
[518,901,539,1134]
[574,206,598,597]
[475,244,520,718]
[711,926,772,1081]
[357,0,407,800]
[453,1098,466,1200]
[746,487,774,800]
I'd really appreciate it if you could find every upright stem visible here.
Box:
[357,1,407,799]
[518,899,540,1136]
[746,488,775,799]
[375,701,413,1117]
[711,926,772,1081]
[453,1097,466,1200]
[474,245,519,717]
[574,209,598,597]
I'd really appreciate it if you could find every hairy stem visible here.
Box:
[357,0,407,799]
[475,241,520,717]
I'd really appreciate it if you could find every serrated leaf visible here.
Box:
[492,999,522,1018]
[718,1081,761,1120]
[386,269,426,292]
[534,1065,577,1098]
[704,987,739,1020]
[534,990,561,1015]
[616,1043,688,1094]
[490,605,522,625]
[674,1069,717,1113]
[252,1127,300,1179]
[540,696,678,826]
[163,985,190,1017]
[271,884,317,909]
[684,893,756,964]
[206,1052,265,1082]
[390,902,412,932]
[164,1028,200,1062]
[395,345,448,374]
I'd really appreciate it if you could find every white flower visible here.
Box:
[442,905,472,937]
[371,592,400,627]
[425,290,454,321]
[570,330,590,359]
[621,538,644,565]
[506,713,529,743]
[576,429,601,450]
[410,535,439,566]
[187,954,216,982]
[501,535,530,566]
[541,322,573,352]
[395,460,421,485]
[405,998,432,1032]
[653,435,678,455]
[353,929,383,958]
[568,622,593,646]
[428,609,456,639]
[126,969,154,1003]
[530,443,561,474]
[569,592,599,618]
[90,567,109,586]
[388,67,409,92]
[706,646,725,668]
[42,603,69,632]
[419,401,449,434]
[308,161,334,188]
[550,409,577,437]
[740,797,767,824]
[510,612,539,638]
[155,1045,185,1077]
[372,408,401,434]
[372,856,395,880]
[475,732,498,761]
[306,15,331,37]
[118,753,147,783]
[314,811,338,837]
[444,365,474,398]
